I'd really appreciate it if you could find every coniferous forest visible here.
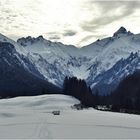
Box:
[63,77,97,107]
[111,71,140,114]
[63,71,140,114]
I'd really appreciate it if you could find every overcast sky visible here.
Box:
[1,0,140,47]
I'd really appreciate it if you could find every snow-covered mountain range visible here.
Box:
[1,27,140,95]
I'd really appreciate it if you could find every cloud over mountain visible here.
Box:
[0,0,140,46]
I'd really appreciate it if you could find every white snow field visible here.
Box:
[0,95,140,139]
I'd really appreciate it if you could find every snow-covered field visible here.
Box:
[0,94,140,139]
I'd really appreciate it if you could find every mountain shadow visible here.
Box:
[0,42,60,98]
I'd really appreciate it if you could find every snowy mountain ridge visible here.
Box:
[1,26,140,94]
[90,52,140,94]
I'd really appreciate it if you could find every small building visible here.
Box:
[52,111,60,115]
[72,104,84,110]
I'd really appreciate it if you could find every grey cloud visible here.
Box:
[79,35,95,44]
[46,32,60,39]
[81,1,140,32]
[49,36,61,40]
[47,30,77,41]
[63,30,77,37]
[79,34,107,46]
[46,32,59,35]
[2,9,11,14]
[0,4,21,30]
[93,34,107,39]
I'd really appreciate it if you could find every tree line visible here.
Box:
[110,71,140,114]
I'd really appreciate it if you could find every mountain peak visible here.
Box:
[113,26,134,38]
[17,35,46,47]
[117,26,127,33]
[113,26,127,37]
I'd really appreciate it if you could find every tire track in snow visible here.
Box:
[38,117,52,139]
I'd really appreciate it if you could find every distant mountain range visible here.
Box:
[0,26,140,96]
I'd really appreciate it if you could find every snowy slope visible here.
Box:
[91,52,140,95]
[0,34,41,77]
[86,32,140,81]
[0,94,140,139]
[0,33,27,55]
[0,94,80,110]
[80,37,113,57]
[17,36,91,85]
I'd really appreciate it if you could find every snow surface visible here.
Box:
[0,94,140,139]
